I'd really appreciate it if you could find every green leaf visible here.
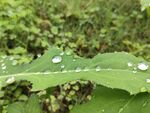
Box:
[0,48,150,94]
[141,0,150,11]
[51,26,58,35]
[71,86,150,113]
[7,95,42,113]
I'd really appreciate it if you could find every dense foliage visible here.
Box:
[0,0,150,61]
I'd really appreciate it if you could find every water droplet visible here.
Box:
[101,109,105,112]
[43,71,51,74]
[107,68,112,70]
[96,66,101,71]
[1,63,5,67]
[83,67,89,72]
[75,67,81,72]
[2,66,6,70]
[132,70,137,73]
[6,76,15,84]
[140,87,147,92]
[137,62,149,71]
[73,59,76,62]
[0,60,3,63]
[146,78,150,83]
[37,54,41,58]
[62,70,67,73]
[127,62,133,67]
[9,56,14,61]
[12,60,17,66]
[60,52,64,56]
[1,55,7,59]
[66,51,71,56]
[61,65,65,69]
[52,56,62,64]
[2,70,6,73]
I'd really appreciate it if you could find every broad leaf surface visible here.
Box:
[71,86,150,113]
[0,48,150,94]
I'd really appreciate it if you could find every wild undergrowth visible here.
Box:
[0,0,150,62]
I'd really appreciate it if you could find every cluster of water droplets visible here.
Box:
[127,61,149,73]
[127,61,150,85]
[137,62,149,71]
[1,56,7,74]
[51,51,105,74]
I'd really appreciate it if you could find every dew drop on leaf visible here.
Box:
[75,67,81,72]
[1,55,7,59]
[2,70,5,73]
[127,62,133,67]
[60,52,64,56]
[132,70,137,73]
[1,63,5,67]
[9,56,14,60]
[140,87,147,92]
[37,54,41,58]
[2,66,6,70]
[52,56,62,64]
[62,70,67,73]
[96,66,101,71]
[12,60,18,66]
[146,78,150,83]
[6,76,15,84]
[137,62,149,71]
[83,67,89,72]
[61,65,65,69]
[101,109,105,113]
[0,60,3,63]
[107,68,112,70]
[66,51,71,56]
[133,67,137,70]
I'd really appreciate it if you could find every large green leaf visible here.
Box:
[71,86,150,113]
[0,48,150,94]
[7,95,42,113]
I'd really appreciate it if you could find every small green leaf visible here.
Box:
[141,0,150,11]
[7,95,42,113]
[51,26,58,35]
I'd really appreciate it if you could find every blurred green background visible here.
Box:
[0,0,150,64]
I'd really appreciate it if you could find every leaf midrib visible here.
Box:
[0,68,149,78]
